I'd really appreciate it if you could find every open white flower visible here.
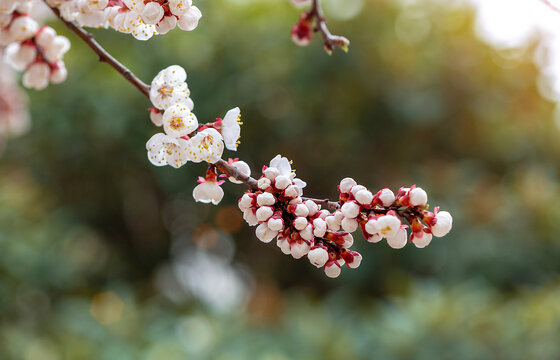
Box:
[149,65,191,110]
[162,103,198,137]
[146,133,190,168]
[193,178,224,205]
[220,107,241,151]
[187,128,224,163]
[177,6,202,31]
[269,154,307,189]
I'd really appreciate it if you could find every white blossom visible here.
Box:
[374,214,401,239]
[22,63,50,90]
[141,2,164,25]
[162,103,198,137]
[187,128,224,163]
[220,107,241,151]
[324,262,341,278]
[386,227,408,249]
[409,187,428,207]
[411,232,432,248]
[193,180,224,205]
[146,133,189,168]
[150,65,191,110]
[431,211,452,237]
[308,247,329,268]
[177,5,201,31]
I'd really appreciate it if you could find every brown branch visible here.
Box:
[308,0,349,53]
[45,2,151,99]
[45,1,346,211]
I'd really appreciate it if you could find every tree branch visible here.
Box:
[45,2,346,212]
[45,2,151,99]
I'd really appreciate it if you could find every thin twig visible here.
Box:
[308,0,349,53]
[45,2,151,99]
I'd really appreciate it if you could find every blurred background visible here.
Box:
[2,0,560,358]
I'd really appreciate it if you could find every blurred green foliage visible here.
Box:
[2,0,560,358]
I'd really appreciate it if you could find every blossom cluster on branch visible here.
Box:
[46,0,201,39]
[1,0,70,89]
[0,0,455,278]
[237,156,452,277]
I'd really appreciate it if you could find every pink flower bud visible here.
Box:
[293,217,308,231]
[291,241,310,259]
[300,224,314,241]
[376,188,395,207]
[243,210,259,226]
[341,217,358,232]
[274,175,290,189]
[308,247,329,268]
[409,187,428,207]
[387,227,407,249]
[257,177,271,190]
[313,218,327,237]
[324,261,341,278]
[431,211,452,237]
[255,223,278,243]
[341,201,360,219]
[256,206,274,222]
[257,192,276,206]
[411,232,432,248]
[267,217,284,232]
[284,184,299,198]
[304,200,319,216]
[339,177,357,193]
[355,189,373,205]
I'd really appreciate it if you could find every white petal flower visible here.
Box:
[431,211,452,237]
[123,0,145,12]
[150,65,191,110]
[169,0,192,16]
[156,15,177,34]
[187,128,224,163]
[50,63,67,84]
[162,103,198,137]
[5,43,35,71]
[9,16,38,41]
[386,227,408,249]
[177,5,202,31]
[269,154,306,189]
[290,241,310,259]
[376,214,401,239]
[221,107,241,151]
[22,63,50,90]
[146,133,189,168]
[193,180,224,205]
[141,2,164,25]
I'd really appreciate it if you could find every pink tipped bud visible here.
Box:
[341,201,360,219]
[243,210,259,226]
[308,247,329,268]
[377,188,395,207]
[257,192,276,206]
[313,218,327,237]
[387,227,408,249]
[256,206,274,222]
[411,231,433,248]
[409,187,428,207]
[257,177,272,190]
[431,211,452,237]
[341,217,359,232]
[291,241,311,259]
[284,184,299,199]
[345,251,362,269]
[300,224,314,241]
[304,200,319,216]
[324,261,341,278]
[274,175,291,189]
[355,189,373,205]
[255,223,278,243]
[342,233,354,248]
[267,217,284,232]
[264,167,280,180]
[293,217,308,231]
[339,177,357,193]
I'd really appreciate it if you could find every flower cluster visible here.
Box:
[145,65,243,169]
[337,180,453,249]
[1,1,70,89]
[239,155,362,278]
[49,0,201,40]
[0,50,29,143]
[238,157,453,278]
